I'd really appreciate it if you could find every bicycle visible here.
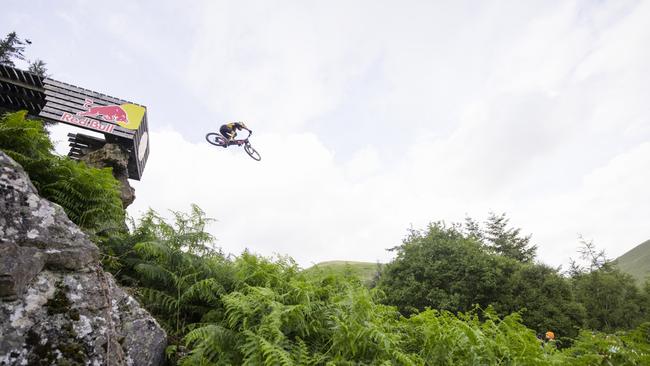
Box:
[205,130,261,161]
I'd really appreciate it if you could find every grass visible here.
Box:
[304,261,382,285]
[615,239,650,284]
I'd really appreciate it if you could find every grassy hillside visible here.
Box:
[305,261,381,285]
[615,239,650,284]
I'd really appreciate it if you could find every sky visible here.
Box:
[2,0,649,268]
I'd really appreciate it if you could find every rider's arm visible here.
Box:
[240,122,251,132]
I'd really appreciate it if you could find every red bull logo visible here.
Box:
[60,112,115,133]
[75,99,145,130]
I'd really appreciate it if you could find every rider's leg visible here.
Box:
[227,131,238,146]
[220,130,234,148]
[219,126,233,147]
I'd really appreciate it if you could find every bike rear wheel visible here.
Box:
[244,142,261,161]
[206,133,227,147]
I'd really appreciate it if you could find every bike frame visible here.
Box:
[227,130,253,146]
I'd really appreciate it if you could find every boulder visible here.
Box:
[80,143,135,208]
[0,151,166,365]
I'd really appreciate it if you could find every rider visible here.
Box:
[545,331,555,341]
[220,121,251,146]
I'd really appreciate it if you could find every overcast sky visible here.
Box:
[3,0,649,268]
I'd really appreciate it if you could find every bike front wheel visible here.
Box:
[206,133,227,147]
[244,142,261,161]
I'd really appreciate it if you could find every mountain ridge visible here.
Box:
[615,239,650,284]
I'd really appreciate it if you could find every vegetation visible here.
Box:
[0,31,48,77]
[465,213,537,263]
[102,207,649,365]
[0,111,124,232]
[0,31,28,67]
[376,220,650,347]
[303,261,380,286]
[569,240,650,333]
[3,113,650,364]
[615,239,650,284]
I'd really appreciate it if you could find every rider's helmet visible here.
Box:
[545,331,555,340]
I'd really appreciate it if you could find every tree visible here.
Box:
[28,59,48,77]
[0,31,28,66]
[378,219,585,342]
[0,31,49,77]
[572,267,644,332]
[377,223,506,315]
[493,263,586,341]
[569,239,646,332]
[466,212,537,263]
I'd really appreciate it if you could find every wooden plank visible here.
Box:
[44,83,123,107]
[9,67,20,82]
[1,87,44,104]
[45,79,142,106]
[45,94,97,113]
[70,134,105,144]
[0,74,44,94]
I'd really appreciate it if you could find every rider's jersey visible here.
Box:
[224,122,246,131]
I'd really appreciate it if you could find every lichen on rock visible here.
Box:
[0,151,166,365]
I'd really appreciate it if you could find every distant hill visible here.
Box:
[304,261,381,285]
[615,239,650,284]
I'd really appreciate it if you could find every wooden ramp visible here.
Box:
[0,65,150,180]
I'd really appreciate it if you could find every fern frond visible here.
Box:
[135,264,174,286]
[181,278,225,305]
[139,287,179,314]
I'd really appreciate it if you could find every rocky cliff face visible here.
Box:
[0,151,166,365]
[80,143,135,209]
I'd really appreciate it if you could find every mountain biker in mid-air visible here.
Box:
[220,121,251,147]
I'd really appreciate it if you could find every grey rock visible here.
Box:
[0,243,44,301]
[80,143,135,208]
[0,152,98,271]
[0,151,166,365]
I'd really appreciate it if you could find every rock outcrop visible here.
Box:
[0,151,166,365]
[80,143,135,209]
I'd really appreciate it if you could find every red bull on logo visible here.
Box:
[77,105,128,125]
[60,112,115,132]
[76,99,145,130]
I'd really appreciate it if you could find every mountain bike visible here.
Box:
[205,130,261,161]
